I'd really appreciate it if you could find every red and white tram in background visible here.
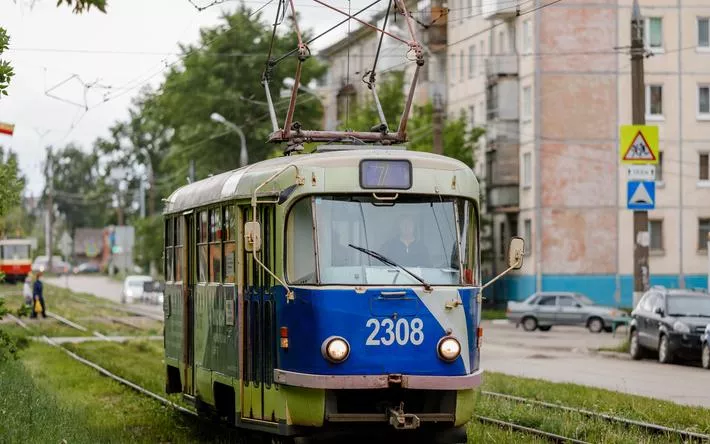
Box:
[0,239,33,283]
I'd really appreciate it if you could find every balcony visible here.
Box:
[485,140,520,211]
[486,55,518,79]
[485,120,519,145]
[487,185,519,210]
[481,0,521,20]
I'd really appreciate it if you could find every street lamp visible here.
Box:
[210,112,248,167]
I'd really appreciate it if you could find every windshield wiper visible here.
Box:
[348,244,432,291]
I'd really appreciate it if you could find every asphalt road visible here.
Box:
[38,276,710,408]
[45,275,163,319]
[482,320,710,408]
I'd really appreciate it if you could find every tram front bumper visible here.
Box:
[274,368,483,390]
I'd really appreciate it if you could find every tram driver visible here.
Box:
[381,216,431,267]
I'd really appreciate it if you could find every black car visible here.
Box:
[629,287,710,364]
[702,324,710,370]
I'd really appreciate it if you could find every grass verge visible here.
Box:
[481,308,507,320]
[0,342,236,444]
[598,338,630,353]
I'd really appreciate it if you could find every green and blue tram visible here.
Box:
[162,144,524,443]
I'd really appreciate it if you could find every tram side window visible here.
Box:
[223,206,236,284]
[286,198,316,284]
[165,218,174,282]
[174,217,184,282]
[209,208,222,283]
[456,200,478,285]
[198,210,209,283]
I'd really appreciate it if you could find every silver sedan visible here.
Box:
[506,292,629,333]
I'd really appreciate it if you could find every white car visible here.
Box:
[121,275,153,304]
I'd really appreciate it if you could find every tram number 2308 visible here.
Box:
[365,318,424,346]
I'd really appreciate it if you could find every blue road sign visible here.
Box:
[627,180,655,210]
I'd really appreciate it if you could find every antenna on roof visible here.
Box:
[261,0,425,151]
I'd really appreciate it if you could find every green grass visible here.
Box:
[0,342,238,444]
[480,372,710,435]
[2,285,162,337]
[481,308,507,320]
[598,338,631,353]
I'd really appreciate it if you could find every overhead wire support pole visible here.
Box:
[365,0,394,131]
[631,0,649,308]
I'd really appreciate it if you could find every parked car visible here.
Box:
[702,324,710,370]
[121,275,153,304]
[506,292,628,333]
[73,262,100,274]
[32,255,70,274]
[629,287,710,364]
[141,280,164,305]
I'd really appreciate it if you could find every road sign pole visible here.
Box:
[631,0,649,309]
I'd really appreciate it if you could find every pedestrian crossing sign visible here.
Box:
[620,125,659,164]
[627,180,655,210]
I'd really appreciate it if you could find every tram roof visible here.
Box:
[163,146,478,214]
[0,239,32,245]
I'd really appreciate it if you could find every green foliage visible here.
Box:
[43,145,113,242]
[56,0,107,13]
[0,28,13,97]
[336,71,405,132]
[0,147,23,218]
[134,215,163,274]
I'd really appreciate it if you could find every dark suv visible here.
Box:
[702,324,710,369]
[629,287,710,364]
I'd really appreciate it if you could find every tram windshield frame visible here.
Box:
[285,194,479,287]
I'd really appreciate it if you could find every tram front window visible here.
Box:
[1,245,30,260]
[305,195,476,286]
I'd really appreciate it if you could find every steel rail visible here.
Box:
[482,391,710,442]
[474,415,590,443]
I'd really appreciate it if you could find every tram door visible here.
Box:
[241,205,277,422]
[182,212,195,396]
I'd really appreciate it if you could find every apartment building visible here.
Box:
[448,0,710,306]
[317,0,448,130]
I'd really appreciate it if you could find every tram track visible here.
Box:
[474,415,590,443]
[481,391,710,443]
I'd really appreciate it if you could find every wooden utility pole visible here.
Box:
[631,0,649,307]
[45,146,53,273]
[432,93,444,155]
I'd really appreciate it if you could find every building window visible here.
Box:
[646,85,663,116]
[700,153,709,181]
[699,18,709,48]
[498,221,505,257]
[699,218,710,251]
[450,54,456,84]
[522,86,532,120]
[656,151,664,181]
[649,219,663,252]
[645,17,663,50]
[479,41,485,75]
[523,219,532,255]
[460,50,464,81]
[468,45,476,78]
[468,0,473,16]
[498,30,505,54]
[468,105,475,127]
[522,19,532,54]
[699,86,710,116]
[522,152,532,188]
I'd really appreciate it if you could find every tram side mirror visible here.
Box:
[507,237,524,270]
[244,221,262,253]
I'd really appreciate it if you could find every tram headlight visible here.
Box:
[437,336,461,362]
[321,336,350,363]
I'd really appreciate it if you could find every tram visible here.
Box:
[0,238,33,283]
[161,145,524,443]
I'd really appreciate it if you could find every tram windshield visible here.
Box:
[286,195,477,286]
[1,244,31,260]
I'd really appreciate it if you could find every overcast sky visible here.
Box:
[0,0,385,196]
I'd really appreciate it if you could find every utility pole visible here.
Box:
[139,179,146,218]
[631,0,649,308]
[432,93,444,155]
[45,146,53,273]
[188,159,195,183]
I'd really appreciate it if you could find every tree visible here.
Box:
[0,1,107,97]
[336,71,405,133]
[42,144,114,261]
[153,7,326,187]
[0,147,23,218]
